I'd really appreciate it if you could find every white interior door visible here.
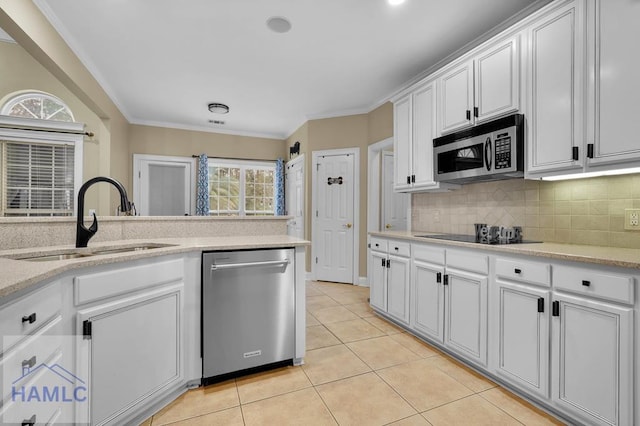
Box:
[134,155,194,216]
[381,152,408,232]
[285,156,304,239]
[315,153,355,284]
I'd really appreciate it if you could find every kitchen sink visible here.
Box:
[9,243,175,261]
[20,252,95,261]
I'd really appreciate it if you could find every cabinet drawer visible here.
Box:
[0,350,65,426]
[74,258,183,305]
[0,281,62,354]
[495,258,550,287]
[0,316,62,400]
[370,237,388,252]
[387,240,411,257]
[553,265,635,305]
[412,243,445,265]
[446,249,488,274]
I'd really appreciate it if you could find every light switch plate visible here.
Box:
[624,209,640,230]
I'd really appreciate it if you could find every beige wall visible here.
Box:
[412,174,640,249]
[128,124,286,187]
[287,103,394,277]
[0,40,112,213]
[368,102,394,144]
[1,1,131,214]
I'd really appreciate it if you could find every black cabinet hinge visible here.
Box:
[572,146,579,161]
[587,143,594,159]
[82,320,92,339]
[436,272,442,283]
[537,297,544,313]
[552,301,560,317]
[443,274,449,286]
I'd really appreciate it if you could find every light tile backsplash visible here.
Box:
[411,174,640,248]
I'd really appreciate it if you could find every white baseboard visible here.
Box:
[357,276,369,287]
[305,272,313,282]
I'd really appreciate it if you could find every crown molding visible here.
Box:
[130,118,286,141]
[0,27,16,44]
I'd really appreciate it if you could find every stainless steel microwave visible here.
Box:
[433,114,524,184]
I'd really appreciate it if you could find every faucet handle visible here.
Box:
[88,212,98,233]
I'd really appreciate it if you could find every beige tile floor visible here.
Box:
[142,281,565,426]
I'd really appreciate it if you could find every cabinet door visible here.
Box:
[444,268,488,366]
[387,255,410,325]
[551,293,633,426]
[393,94,413,191]
[526,0,585,175]
[369,250,387,312]
[77,284,183,425]
[495,280,549,399]
[411,81,438,189]
[587,0,640,166]
[411,259,444,342]
[439,61,474,134]
[475,36,519,123]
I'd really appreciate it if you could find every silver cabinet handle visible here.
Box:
[211,259,289,271]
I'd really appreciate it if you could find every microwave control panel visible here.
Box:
[494,132,512,169]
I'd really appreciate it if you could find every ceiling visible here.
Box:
[33,0,546,139]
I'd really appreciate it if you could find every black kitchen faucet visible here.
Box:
[76,176,132,248]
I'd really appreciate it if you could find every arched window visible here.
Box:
[0,92,82,217]
[1,92,75,122]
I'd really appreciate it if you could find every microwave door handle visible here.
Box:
[484,137,492,171]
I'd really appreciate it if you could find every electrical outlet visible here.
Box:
[624,209,640,230]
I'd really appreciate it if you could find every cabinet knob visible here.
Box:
[21,313,36,324]
[22,415,36,426]
[385,224,392,229]
[582,280,591,287]
[394,247,399,251]
[514,268,522,274]
[22,355,36,369]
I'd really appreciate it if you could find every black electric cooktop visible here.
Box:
[416,234,542,245]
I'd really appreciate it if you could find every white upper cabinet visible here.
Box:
[439,62,474,133]
[525,0,586,176]
[393,81,457,192]
[586,0,640,168]
[439,35,520,134]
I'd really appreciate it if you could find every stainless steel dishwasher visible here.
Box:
[201,248,295,384]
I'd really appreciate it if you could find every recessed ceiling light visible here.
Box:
[208,103,229,114]
[266,16,292,33]
[388,0,406,5]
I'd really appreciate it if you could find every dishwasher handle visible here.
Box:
[210,258,290,271]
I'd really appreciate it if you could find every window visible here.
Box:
[1,141,75,216]
[208,159,276,216]
[1,92,75,122]
[1,92,82,217]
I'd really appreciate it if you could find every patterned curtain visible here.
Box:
[274,157,285,216]
[195,154,210,216]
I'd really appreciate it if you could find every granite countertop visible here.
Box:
[370,231,640,270]
[0,235,310,299]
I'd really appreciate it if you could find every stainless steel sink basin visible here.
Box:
[18,252,95,261]
[10,243,175,261]
[92,244,172,255]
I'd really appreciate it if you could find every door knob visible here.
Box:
[344,223,353,229]
[385,224,392,229]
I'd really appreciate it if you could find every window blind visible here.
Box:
[1,140,75,216]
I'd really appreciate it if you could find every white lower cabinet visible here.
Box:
[369,238,411,326]
[495,279,550,398]
[551,292,633,426]
[444,267,488,367]
[411,257,444,341]
[74,257,185,426]
[370,236,638,426]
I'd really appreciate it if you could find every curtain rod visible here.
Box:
[191,155,278,162]
[0,123,94,137]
